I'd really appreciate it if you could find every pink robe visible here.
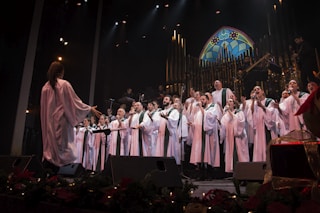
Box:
[93,124,108,171]
[40,79,91,167]
[221,110,249,173]
[189,106,204,165]
[203,104,221,167]
[246,98,275,162]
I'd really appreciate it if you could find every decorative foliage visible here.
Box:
[1,169,320,212]
[0,169,196,212]
[243,182,320,213]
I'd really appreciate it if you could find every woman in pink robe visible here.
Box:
[40,61,101,167]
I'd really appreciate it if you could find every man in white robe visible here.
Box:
[73,123,84,164]
[138,105,153,157]
[129,102,152,156]
[239,90,255,160]
[145,100,161,156]
[189,96,204,167]
[127,102,142,156]
[155,95,179,160]
[211,80,235,172]
[275,80,309,132]
[108,108,128,156]
[92,114,109,172]
[173,98,188,165]
[274,90,290,136]
[184,87,196,146]
[211,80,235,110]
[81,117,95,170]
[246,86,276,162]
[203,92,222,168]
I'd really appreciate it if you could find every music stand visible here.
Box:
[92,129,111,136]
[178,85,190,180]
[179,137,190,180]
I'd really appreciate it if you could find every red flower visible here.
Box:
[243,182,272,210]
[55,188,79,202]
[243,196,261,210]
[119,177,134,187]
[47,175,59,182]
[9,168,34,181]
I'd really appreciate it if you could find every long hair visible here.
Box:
[47,61,64,90]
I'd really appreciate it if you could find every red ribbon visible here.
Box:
[295,87,320,115]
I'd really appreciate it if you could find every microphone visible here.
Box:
[109,98,115,102]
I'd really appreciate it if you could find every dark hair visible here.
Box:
[164,94,173,103]
[47,61,64,90]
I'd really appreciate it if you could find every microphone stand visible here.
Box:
[179,84,190,180]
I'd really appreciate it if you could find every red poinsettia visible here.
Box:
[8,168,35,183]
[243,182,273,210]
[55,187,79,202]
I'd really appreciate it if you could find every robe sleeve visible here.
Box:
[203,108,218,135]
[264,100,276,130]
[60,80,92,126]
[167,109,180,135]
[233,111,246,137]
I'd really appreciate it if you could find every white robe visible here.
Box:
[145,109,161,156]
[73,126,84,164]
[40,79,91,167]
[189,105,204,165]
[81,127,94,170]
[165,107,180,164]
[220,109,249,173]
[128,113,141,156]
[177,113,189,162]
[155,111,167,157]
[203,104,221,167]
[184,99,197,146]
[279,92,309,132]
[139,111,152,156]
[108,119,128,156]
[212,88,234,108]
[246,98,275,162]
[92,124,109,172]
[155,107,179,159]
[128,111,152,156]
[239,100,254,145]
[274,108,290,137]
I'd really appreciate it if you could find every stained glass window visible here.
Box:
[199,26,254,62]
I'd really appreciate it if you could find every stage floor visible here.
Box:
[179,154,246,198]
[184,178,244,198]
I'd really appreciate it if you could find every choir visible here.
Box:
[73,79,316,175]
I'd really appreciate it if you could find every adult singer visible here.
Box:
[40,61,102,168]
